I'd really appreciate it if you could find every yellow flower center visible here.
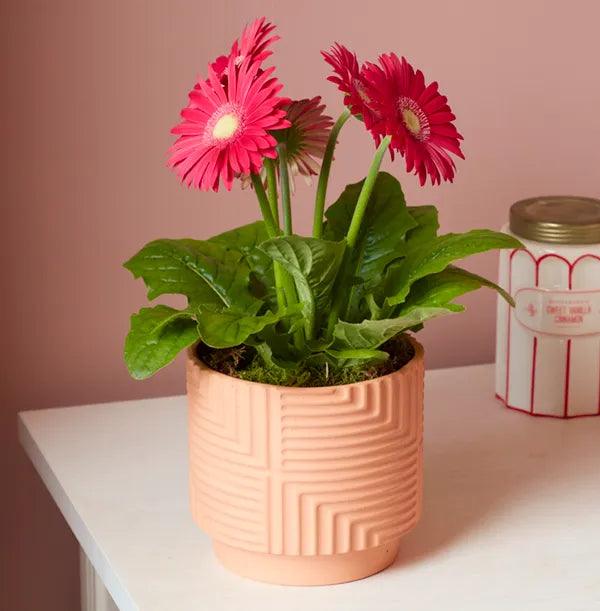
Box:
[212,113,239,140]
[402,108,421,135]
[397,97,430,141]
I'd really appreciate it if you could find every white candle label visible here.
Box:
[515,288,600,337]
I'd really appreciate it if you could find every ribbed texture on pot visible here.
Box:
[187,342,424,557]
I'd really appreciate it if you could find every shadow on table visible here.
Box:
[392,398,600,569]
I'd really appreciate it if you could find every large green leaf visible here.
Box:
[124,306,199,380]
[384,230,522,307]
[332,307,454,351]
[124,239,259,310]
[209,221,274,296]
[260,236,345,338]
[406,205,439,245]
[399,265,514,314]
[325,172,417,288]
[196,305,298,349]
[210,220,269,251]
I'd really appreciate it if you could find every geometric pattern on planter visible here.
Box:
[187,348,424,557]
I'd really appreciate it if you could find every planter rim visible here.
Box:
[187,335,424,391]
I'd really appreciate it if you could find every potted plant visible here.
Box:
[124,17,520,585]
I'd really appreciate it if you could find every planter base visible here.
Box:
[213,541,401,586]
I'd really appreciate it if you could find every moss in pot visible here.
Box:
[123,17,521,585]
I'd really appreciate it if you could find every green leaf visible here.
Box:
[400,265,514,313]
[326,347,389,368]
[325,172,417,288]
[384,229,522,307]
[210,220,269,250]
[406,205,439,245]
[246,318,310,370]
[196,305,300,349]
[209,221,274,295]
[332,307,455,351]
[248,336,298,371]
[209,221,275,304]
[365,293,383,319]
[124,239,259,310]
[124,306,199,380]
[260,236,345,338]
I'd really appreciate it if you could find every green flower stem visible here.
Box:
[264,159,280,228]
[325,135,392,335]
[277,144,293,235]
[251,173,286,310]
[345,136,391,248]
[272,262,288,311]
[312,109,351,238]
[252,172,304,351]
[252,173,279,238]
[275,151,305,347]
[279,271,304,350]
[260,163,288,318]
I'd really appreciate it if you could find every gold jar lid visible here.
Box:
[510,196,600,244]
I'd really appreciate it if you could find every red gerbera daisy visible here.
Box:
[363,53,464,185]
[321,43,377,127]
[168,52,290,191]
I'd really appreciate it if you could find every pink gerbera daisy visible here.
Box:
[168,52,290,191]
[277,97,333,180]
[321,44,377,127]
[363,53,464,185]
[208,17,279,85]
[190,17,279,106]
[232,17,279,68]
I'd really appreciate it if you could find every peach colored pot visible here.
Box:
[186,339,424,586]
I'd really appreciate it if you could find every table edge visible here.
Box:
[18,413,138,611]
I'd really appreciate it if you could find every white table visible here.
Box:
[18,364,600,611]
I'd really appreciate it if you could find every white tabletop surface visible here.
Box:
[18,363,600,611]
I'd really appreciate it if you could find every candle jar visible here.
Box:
[495,196,600,418]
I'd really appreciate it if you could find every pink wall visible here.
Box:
[2,1,599,608]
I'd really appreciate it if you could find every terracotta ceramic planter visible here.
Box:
[186,339,425,585]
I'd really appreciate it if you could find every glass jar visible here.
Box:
[495,196,600,418]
